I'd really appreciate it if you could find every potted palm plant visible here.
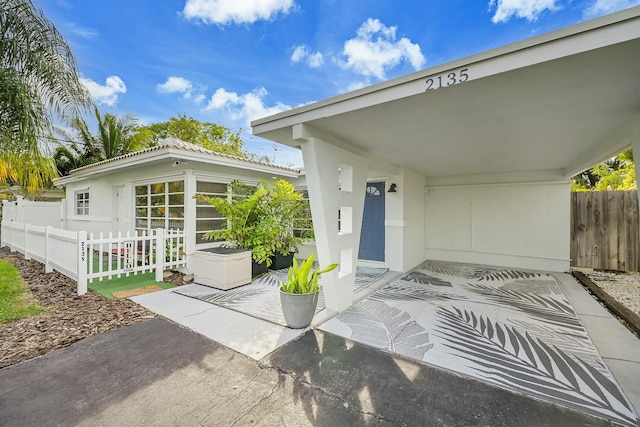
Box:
[280,254,338,328]
[197,179,305,275]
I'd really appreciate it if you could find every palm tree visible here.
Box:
[0,0,91,193]
[61,106,140,161]
[53,143,100,176]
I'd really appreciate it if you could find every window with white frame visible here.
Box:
[75,191,90,216]
[135,180,184,233]
[294,189,314,239]
[195,181,227,244]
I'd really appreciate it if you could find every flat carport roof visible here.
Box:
[252,7,640,184]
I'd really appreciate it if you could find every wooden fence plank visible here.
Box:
[606,191,620,270]
[571,190,640,272]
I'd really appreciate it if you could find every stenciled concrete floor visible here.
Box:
[132,261,640,426]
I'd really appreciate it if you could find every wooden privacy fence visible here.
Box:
[571,190,639,272]
[1,220,186,294]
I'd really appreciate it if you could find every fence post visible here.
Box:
[44,226,53,273]
[24,223,31,260]
[16,196,24,223]
[155,228,165,282]
[77,231,88,295]
[9,220,15,252]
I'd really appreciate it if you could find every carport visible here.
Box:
[252,7,640,313]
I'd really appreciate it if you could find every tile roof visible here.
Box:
[68,137,301,175]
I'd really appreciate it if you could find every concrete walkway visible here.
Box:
[0,318,613,426]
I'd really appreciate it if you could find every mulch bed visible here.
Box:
[0,248,187,369]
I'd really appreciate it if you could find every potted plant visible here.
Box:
[196,180,275,275]
[268,180,304,270]
[280,254,338,328]
[197,179,305,275]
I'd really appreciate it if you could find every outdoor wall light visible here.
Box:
[388,183,397,193]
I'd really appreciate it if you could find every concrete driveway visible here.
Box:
[2,261,638,426]
[0,318,614,426]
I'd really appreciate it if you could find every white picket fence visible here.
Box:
[0,220,186,295]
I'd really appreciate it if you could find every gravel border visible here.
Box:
[573,270,640,338]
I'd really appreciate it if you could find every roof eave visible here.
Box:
[251,6,640,139]
[54,147,300,187]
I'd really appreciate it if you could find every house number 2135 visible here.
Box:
[425,68,469,91]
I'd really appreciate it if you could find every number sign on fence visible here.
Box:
[571,191,640,272]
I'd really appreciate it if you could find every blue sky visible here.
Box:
[35,0,640,167]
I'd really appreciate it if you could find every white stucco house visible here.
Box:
[53,138,305,271]
[251,7,640,312]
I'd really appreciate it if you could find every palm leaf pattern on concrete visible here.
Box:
[436,307,638,427]
[370,280,465,303]
[339,299,433,360]
[420,262,543,282]
[318,260,639,425]
[175,266,388,327]
[401,271,452,286]
[465,283,584,331]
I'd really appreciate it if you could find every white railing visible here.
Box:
[1,220,186,295]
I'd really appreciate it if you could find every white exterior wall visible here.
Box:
[399,168,428,272]
[424,181,570,272]
[61,160,303,274]
[381,167,427,273]
[64,178,115,235]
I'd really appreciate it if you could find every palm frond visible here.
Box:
[369,279,466,303]
[339,299,433,360]
[401,271,452,286]
[474,269,543,281]
[465,283,583,331]
[435,307,637,426]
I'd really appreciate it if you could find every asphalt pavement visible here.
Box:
[0,318,611,426]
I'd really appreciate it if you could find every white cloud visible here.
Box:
[157,76,207,104]
[290,45,324,68]
[489,0,560,23]
[205,87,292,125]
[80,75,126,106]
[584,0,640,16]
[183,0,295,25]
[158,76,193,97]
[67,22,98,39]
[338,18,425,80]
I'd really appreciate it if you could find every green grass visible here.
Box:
[0,260,49,323]
[88,271,174,299]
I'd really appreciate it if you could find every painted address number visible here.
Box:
[425,68,469,91]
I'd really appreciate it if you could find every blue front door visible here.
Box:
[359,182,385,261]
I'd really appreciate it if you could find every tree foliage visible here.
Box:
[196,179,305,265]
[571,149,636,192]
[134,113,247,158]
[56,106,140,163]
[53,143,100,176]
[0,0,91,193]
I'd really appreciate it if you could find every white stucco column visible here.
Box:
[297,131,369,312]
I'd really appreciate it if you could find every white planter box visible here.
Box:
[194,248,252,290]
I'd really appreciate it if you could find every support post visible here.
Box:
[44,226,53,273]
[24,223,30,260]
[77,231,88,295]
[155,228,165,282]
[298,133,369,312]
